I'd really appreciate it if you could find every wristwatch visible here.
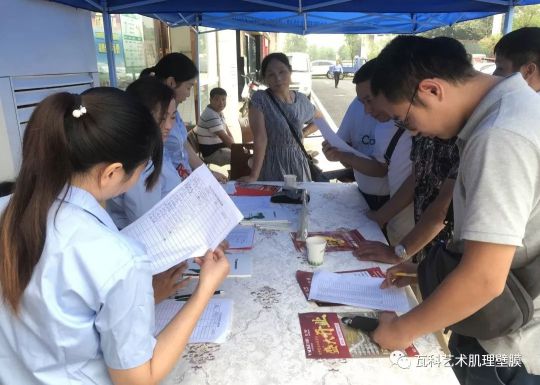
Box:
[394,244,408,260]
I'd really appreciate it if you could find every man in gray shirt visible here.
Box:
[369,35,540,384]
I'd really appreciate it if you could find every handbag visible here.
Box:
[417,243,540,340]
[266,90,329,182]
[230,143,254,180]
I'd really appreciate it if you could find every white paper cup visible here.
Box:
[306,236,327,266]
[283,174,297,189]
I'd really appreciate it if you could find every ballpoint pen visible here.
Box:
[174,290,224,301]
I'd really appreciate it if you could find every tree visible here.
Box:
[308,45,336,60]
[338,44,349,62]
[284,34,308,53]
[513,5,540,30]
[343,35,362,61]
[422,16,493,40]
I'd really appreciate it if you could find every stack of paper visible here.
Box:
[231,196,294,230]
[154,298,233,343]
[308,270,410,313]
[226,226,256,250]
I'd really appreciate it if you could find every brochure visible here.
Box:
[291,229,365,252]
[299,311,418,359]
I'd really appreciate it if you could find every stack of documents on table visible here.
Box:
[308,270,410,313]
[186,254,252,278]
[225,226,255,250]
[122,166,243,274]
[154,298,233,343]
[231,196,295,230]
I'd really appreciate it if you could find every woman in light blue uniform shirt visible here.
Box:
[141,53,227,182]
[0,88,230,385]
[107,77,181,230]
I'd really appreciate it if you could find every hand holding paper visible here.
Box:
[315,118,370,160]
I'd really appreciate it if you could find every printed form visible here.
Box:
[154,298,233,343]
[122,166,243,274]
[308,270,411,313]
[315,118,370,160]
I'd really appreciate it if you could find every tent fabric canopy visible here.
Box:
[151,11,499,34]
[48,0,537,34]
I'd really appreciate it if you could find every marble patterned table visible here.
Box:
[163,182,459,385]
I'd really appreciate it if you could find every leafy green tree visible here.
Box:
[479,34,502,55]
[308,45,336,60]
[284,34,308,53]
[343,35,362,61]
[422,16,493,40]
[513,5,540,29]
[338,44,349,62]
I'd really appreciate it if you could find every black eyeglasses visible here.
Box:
[394,86,418,131]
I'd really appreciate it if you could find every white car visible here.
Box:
[286,52,312,98]
[310,59,334,77]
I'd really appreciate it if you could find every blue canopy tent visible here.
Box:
[45,0,539,86]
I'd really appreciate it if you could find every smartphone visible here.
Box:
[341,316,379,332]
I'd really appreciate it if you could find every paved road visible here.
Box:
[312,76,356,127]
[304,76,357,172]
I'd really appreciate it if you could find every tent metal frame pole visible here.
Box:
[195,17,202,118]
[503,5,514,34]
[101,2,118,87]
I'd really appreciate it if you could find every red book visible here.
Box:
[291,229,365,252]
[296,267,385,306]
[232,183,281,196]
[299,312,419,359]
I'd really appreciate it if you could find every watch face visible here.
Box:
[395,245,406,258]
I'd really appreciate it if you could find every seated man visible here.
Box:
[194,87,234,166]
[494,27,540,92]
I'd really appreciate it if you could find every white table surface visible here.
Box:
[163,182,459,385]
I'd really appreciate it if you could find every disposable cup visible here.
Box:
[306,236,327,266]
[283,174,297,189]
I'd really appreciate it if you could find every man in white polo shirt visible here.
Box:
[193,87,234,166]
[494,27,540,93]
[323,59,414,245]
[371,35,540,384]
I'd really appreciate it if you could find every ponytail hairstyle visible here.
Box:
[126,76,175,127]
[0,87,162,312]
[141,52,198,84]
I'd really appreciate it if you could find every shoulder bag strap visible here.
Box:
[384,126,405,165]
[265,90,311,161]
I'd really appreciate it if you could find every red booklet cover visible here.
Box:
[296,267,385,306]
[299,312,419,359]
[232,183,281,196]
[291,229,365,252]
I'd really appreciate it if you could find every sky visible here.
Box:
[306,33,344,47]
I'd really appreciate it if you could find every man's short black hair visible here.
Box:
[371,35,474,103]
[494,27,540,71]
[210,87,227,99]
[352,58,378,84]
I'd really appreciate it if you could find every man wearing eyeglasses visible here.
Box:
[370,35,540,384]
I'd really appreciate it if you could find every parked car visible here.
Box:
[310,59,335,77]
[286,52,312,98]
